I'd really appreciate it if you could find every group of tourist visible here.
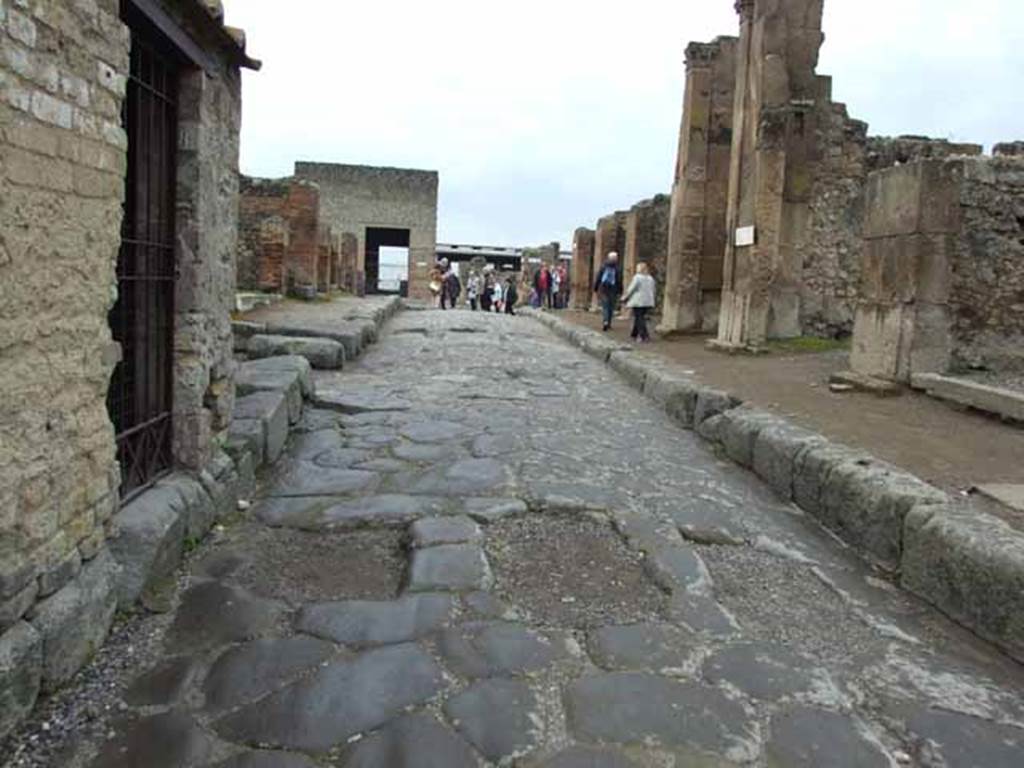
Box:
[430,252,655,343]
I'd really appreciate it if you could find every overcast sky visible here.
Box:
[225,0,1024,249]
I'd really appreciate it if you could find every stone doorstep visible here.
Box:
[522,311,1024,661]
[911,373,1024,422]
[829,370,903,397]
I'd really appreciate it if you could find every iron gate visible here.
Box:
[106,32,179,499]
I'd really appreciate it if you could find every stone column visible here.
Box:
[714,0,824,350]
[659,38,738,334]
[571,228,595,309]
[284,180,321,298]
[590,213,626,311]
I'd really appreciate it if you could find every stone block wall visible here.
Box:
[571,228,596,309]
[339,231,359,294]
[293,163,439,300]
[661,37,737,334]
[0,1,128,732]
[623,195,671,309]
[1,0,254,740]
[851,155,1024,381]
[590,212,628,308]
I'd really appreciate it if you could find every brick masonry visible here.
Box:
[0,0,254,740]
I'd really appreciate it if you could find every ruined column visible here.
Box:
[284,180,321,298]
[659,37,738,334]
[714,0,825,350]
[571,227,596,309]
[589,212,627,310]
[624,196,671,308]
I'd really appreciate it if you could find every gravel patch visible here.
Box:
[486,514,664,629]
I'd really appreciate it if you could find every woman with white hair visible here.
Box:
[622,262,656,342]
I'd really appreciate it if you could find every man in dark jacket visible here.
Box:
[593,251,624,331]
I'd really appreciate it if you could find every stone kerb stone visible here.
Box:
[233,391,289,465]
[643,368,700,428]
[903,503,1024,663]
[247,335,345,370]
[608,351,660,392]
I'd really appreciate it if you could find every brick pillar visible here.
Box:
[715,0,824,349]
[590,213,627,311]
[571,228,595,309]
[284,181,320,296]
[660,37,737,334]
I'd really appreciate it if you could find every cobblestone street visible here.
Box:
[77,309,1024,767]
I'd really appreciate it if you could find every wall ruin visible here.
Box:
[623,195,671,308]
[571,228,596,310]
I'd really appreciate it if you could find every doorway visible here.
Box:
[365,227,410,294]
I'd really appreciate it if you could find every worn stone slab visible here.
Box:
[411,516,483,547]
[165,582,284,654]
[107,485,186,608]
[213,752,318,768]
[242,355,314,397]
[440,621,568,678]
[565,672,757,760]
[587,623,693,673]
[214,644,445,753]
[752,422,827,502]
[264,321,365,361]
[472,433,519,458]
[264,462,379,499]
[792,442,873,522]
[233,391,289,464]
[236,364,304,425]
[819,457,947,570]
[342,714,478,768]
[0,621,41,741]
[203,636,336,712]
[313,389,413,414]
[157,473,216,543]
[666,593,741,638]
[912,373,1024,421]
[643,369,699,427]
[525,747,640,768]
[124,656,198,708]
[703,641,821,701]
[297,594,454,647]
[608,351,657,391]
[317,494,448,531]
[972,484,1024,516]
[717,408,785,469]
[247,334,345,370]
[899,706,1024,768]
[766,707,889,767]
[444,678,539,761]
[30,549,118,690]
[401,420,472,443]
[463,497,528,524]
[645,545,712,596]
[902,503,1024,663]
[693,388,741,426]
[90,712,214,768]
[409,544,492,592]
[408,458,514,496]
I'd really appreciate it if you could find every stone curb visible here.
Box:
[520,308,1024,663]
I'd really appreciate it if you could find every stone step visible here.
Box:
[247,334,345,370]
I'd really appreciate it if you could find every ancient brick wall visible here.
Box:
[0,0,128,725]
[852,155,1024,381]
[282,180,320,295]
[571,228,596,309]
[293,163,439,300]
[238,177,290,290]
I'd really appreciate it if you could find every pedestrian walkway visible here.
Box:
[80,309,1023,767]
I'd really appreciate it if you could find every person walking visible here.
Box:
[504,276,519,315]
[593,251,624,331]
[622,262,656,342]
[467,271,481,311]
[480,273,493,312]
[491,278,504,313]
[550,266,562,309]
[556,262,569,309]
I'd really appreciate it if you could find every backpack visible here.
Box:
[600,265,617,288]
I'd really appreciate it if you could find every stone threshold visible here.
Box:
[911,372,1024,423]
[520,307,1024,665]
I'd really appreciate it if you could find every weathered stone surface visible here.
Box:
[30,549,118,690]
[526,747,640,768]
[0,622,42,741]
[440,621,567,678]
[463,497,528,523]
[165,582,284,654]
[792,442,871,521]
[264,322,364,360]
[608,351,656,391]
[444,678,539,761]
[107,485,186,608]
[902,504,1024,662]
[765,707,889,768]
[643,369,699,427]
[409,458,513,496]
[312,447,374,468]
[124,656,198,707]
[408,544,492,592]
[297,594,454,647]
[236,364,304,425]
[264,462,379,498]
[666,593,741,638]
[157,474,216,543]
[203,636,336,712]
[288,428,344,460]
[247,334,345,370]
[0,581,40,634]
[645,545,712,596]
[587,623,693,673]
[565,673,757,760]
[717,408,783,469]
[233,391,289,464]
[213,752,318,768]
[472,433,519,458]
[214,644,445,752]
[411,516,482,547]
[703,641,821,701]
[900,706,1024,768]
[314,389,413,414]
[752,422,827,501]
[240,355,314,397]
[318,494,447,530]
[401,420,471,443]
[342,714,478,768]
[693,388,740,426]
[90,712,214,768]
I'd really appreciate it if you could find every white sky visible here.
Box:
[225,0,1024,248]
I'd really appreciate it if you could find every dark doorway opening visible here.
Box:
[107,14,181,499]
[365,227,410,295]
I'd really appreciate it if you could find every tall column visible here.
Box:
[659,37,738,334]
[571,227,595,309]
[589,213,626,311]
[714,0,824,350]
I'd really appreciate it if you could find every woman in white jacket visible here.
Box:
[622,262,656,342]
